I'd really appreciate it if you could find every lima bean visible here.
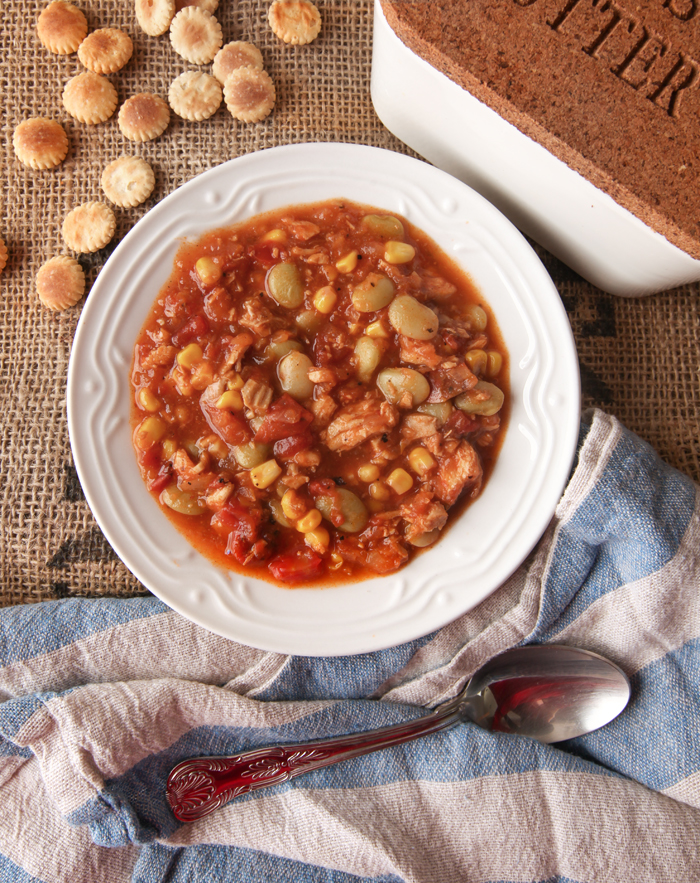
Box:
[351,273,395,313]
[232,441,271,469]
[360,214,405,239]
[266,262,304,309]
[268,497,292,528]
[316,487,368,534]
[388,295,438,340]
[455,381,504,416]
[377,367,430,407]
[409,528,441,547]
[354,336,382,383]
[417,400,454,426]
[265,339,304,360]
[278,350,314,400]
[160,484,206,516]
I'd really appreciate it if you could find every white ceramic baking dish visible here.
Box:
[370,0,700,297]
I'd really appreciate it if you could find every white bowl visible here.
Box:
[370,0,700,297]
[67,142,580,656]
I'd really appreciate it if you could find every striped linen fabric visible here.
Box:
[0,408,698,883]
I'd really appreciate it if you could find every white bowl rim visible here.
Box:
[67,142,581,656]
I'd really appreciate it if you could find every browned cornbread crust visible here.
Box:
[380,0,700,260]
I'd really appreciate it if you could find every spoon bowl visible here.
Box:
[462,644,631,743]
[167,644,630,823]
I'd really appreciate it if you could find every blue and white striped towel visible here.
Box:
[1,409,698,882]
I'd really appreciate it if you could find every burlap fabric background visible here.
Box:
[0,0,698,607]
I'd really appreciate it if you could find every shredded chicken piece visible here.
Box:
[171,448,213,493]
[240,297,273,338]
[323,397,399,452]
[438,315,473,339]
[291,246,329,264]
[241,378,273,413]
[466,334,489,351]
[280,473,310,489]
[284,220,321,241]
[310,393,338,428]
[336,534,409,574]
[398,336,443,369]
[422,433,443,457]
[400,414,438,443]
[172,365,194,397]
[308,366,337,384]
[204,287,237,322]
[421,273,457,300]
[399,491,448,543]
[223,331,255,372]
[431,440,483,506]
[368,434,401,463]
[377,259,411,285]
[427,363,477,402]
[140,345,177,370]
[294,449,321,468]
[205,482,234,511]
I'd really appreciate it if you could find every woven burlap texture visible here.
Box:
[0,0,698,606]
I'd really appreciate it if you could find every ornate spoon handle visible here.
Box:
[167,700,466,822]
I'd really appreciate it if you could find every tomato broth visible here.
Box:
[130,199,509,586]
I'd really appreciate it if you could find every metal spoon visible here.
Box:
[167,644,630,822]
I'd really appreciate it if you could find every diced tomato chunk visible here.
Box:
[254,394,314,444]
[273,430,314,461]
[206,408,251,446]
[227,534,270,566]
[172,314,210,347]
[212,500,270,565]
[443,410,479,437]
[211,499,263,540]
[268,547,324,583]
[252,242,278,266]
[148,468,174,494]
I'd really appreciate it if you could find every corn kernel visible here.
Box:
[305,526,330,554]
[174,406,190,424]
[162,438,177,460]
[464,349,488,375]
[250,459,282,489]
[408,447,436,476]
[329,551,344,570]
[386,468,413,495]
[369,480,391,501]
[227,373,244,390]
[335,250,359,273]
[486,351,503,377]
[313,285,337,314]
[365,320,389,338]
[137,388,160,412]
[358,463,380,482]
[177,343,203,369]
[260,228,287,243]
[134,416,166,450]
[215,389,244,411]
[195,256,222,287]
[297,508,323,533]
[384,241,415,264]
